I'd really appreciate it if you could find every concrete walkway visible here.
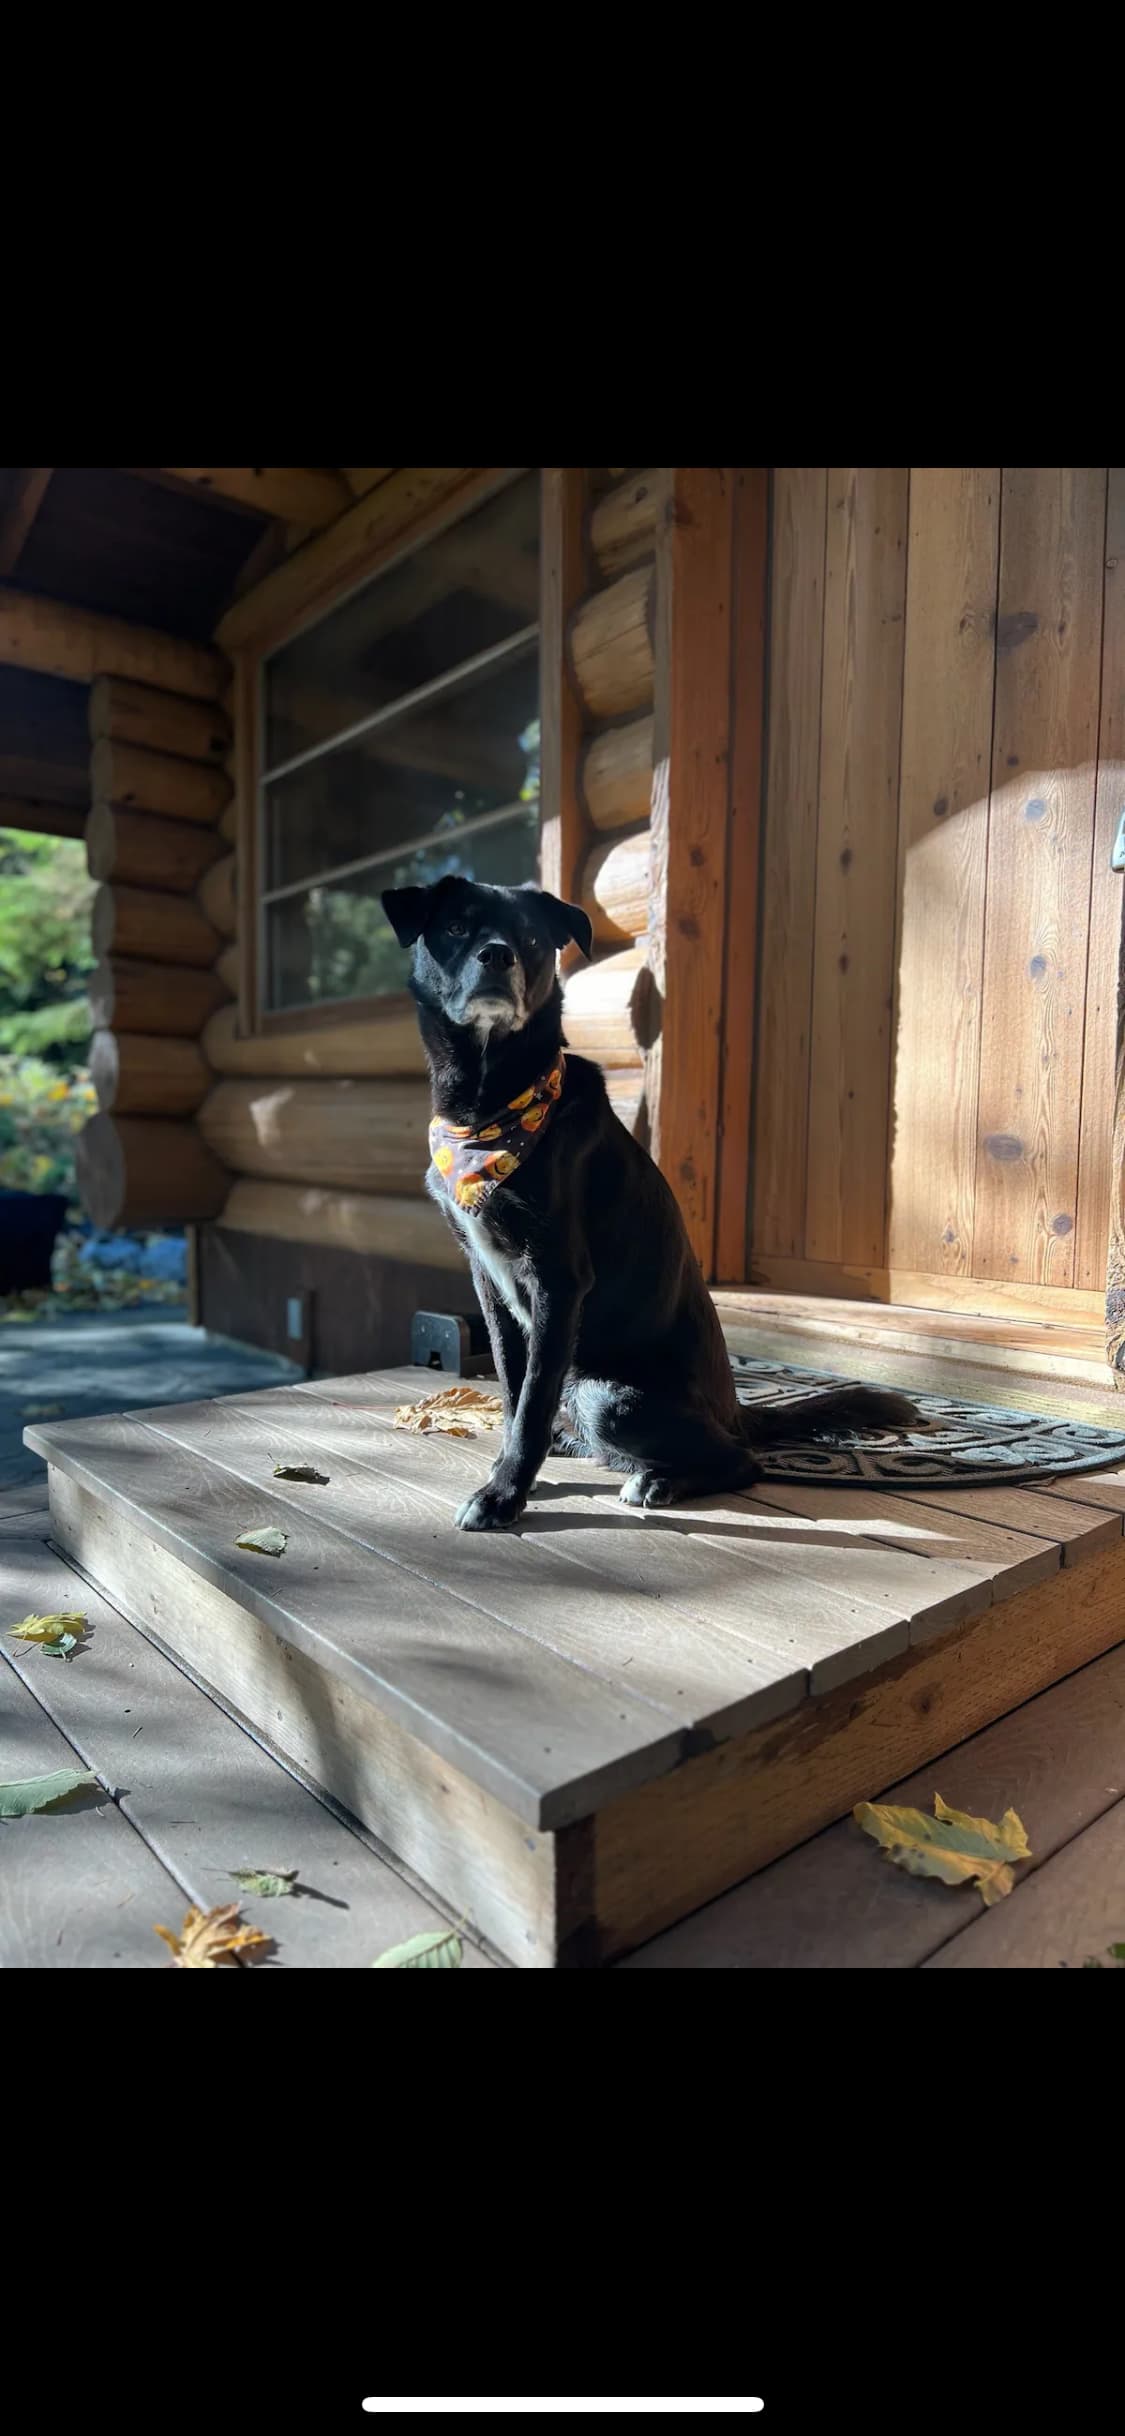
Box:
[0,1307,300,1491]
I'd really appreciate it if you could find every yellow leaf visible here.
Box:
[46,1082,70,1101]
[393,1386,505,1439]
[9,1610,86,1647]
[153,1903,273,1966]
[854,1792,1032,1905]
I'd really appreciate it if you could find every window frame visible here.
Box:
[234,467,536,1037]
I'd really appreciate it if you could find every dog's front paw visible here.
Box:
[455,1477,526,1531]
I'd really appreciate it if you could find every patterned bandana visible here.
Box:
[429,1054,566,1214]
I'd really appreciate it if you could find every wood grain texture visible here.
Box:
[46,1475,550,1965]
[569,564,656,720]
[750,1477,1059,1637]
[91,737,230,826]
[928,1791,1125,1968]
[88,954,229,1037]
[589,471,661,578]
[751,470,827,1257]
[581,829,651,945]
[85,803,223,894]
[805,467,909,1267]
[539,470,590,930]
[974,468,1107,1284]
[626,1630,1125,1968]
[92,882,221,968]
[888,469,1000,1274]
[217,1178,461,1268]
[27,1411,682,1829]
[717,467,767,1281]
[649,467,735,1271]
[581,715,654,832]
[201,999,425,1079]
[89,674,231,764]
[592,1533,1125,1958]
[90,1029,209,1117]
[76,1112,229,1229]
[1,1538,493,1970]
[0,1639,178,1967]
[197,1075,431,1194]
[0,584,226,700]
[1093,477,1125,1317]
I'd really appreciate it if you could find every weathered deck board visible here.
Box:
[927,1795,1125,1970]
[1038,1465,1125,1513]
[624,1633,1125,1968]
[749,1478,1060,1639]
[130,1393,808,1741]
[25,1410,682,1829]
[895,1479,1122,1564]
[1,1538,494,1970]
[179,1381,920,1698]
[292,1369,1034,1662]
[0,1640,179,1968]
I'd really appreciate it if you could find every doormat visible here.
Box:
[730,1355,1125,1487]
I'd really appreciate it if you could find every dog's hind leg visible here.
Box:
[571,1380,762,1508]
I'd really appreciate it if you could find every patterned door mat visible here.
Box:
[731,1356,1125,1487]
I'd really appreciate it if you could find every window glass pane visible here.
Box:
[263,646,538,896]
[263,472,539,772]
[264,801,540,1013]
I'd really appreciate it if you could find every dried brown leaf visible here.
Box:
[153,1902,273,1966]
[393,1385,504,1439]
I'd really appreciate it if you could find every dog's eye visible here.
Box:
[446,921,468,938]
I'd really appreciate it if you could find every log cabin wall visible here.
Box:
[748,467,1124,1325]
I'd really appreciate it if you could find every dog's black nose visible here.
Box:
[478,939,516,971]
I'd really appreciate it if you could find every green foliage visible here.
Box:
[0,1056,95,1200]
[0,829,95,1063]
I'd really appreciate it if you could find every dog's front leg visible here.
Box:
[468,1258,527,1436]
[456,1268,587,1531]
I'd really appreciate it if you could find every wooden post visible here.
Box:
[647,469,737,1277]
[715,469,769,1283]
[1102,474,1125,1381]
[539,471,590,971]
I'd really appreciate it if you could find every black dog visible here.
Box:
[382,875,920,1531]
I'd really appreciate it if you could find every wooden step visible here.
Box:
[26,1364,1125,1966]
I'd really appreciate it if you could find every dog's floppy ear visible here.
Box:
[381,877,457,947]
[531,889,594,961]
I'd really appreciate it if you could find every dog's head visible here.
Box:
[381,876,592,1038]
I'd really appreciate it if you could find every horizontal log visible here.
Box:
[581,715,654,832]
[92,883,222,968]
[219,1179,460,1269]
[88,955,230,1037]
[582,829,651,945]
[217,467,495,652]
[85,804,223,893]
[0,792,86,841]
[88,675,232,764]
[201,1001,426,1079]
[0,585,226,701]
[197,852,237,937]
[341,469,395,498]
[197,1077,431,1194]
[590,470,662,579]
[563,947,657,1069]
[569,565,655,720]
[91,738,230,825]
[90,1029,210,1117]
[213,942,240,997]
[76,1112,228,1229]
[156,466,353,526]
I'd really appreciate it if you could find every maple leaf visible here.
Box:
[153,1903,273,1966]
[854,1792,1032,1905]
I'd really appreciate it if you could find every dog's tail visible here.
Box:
[736,1382,922,1447]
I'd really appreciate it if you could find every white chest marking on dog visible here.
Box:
[447,1200,532,1330]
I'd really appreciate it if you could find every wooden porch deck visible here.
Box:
[14,1359,1125,1967]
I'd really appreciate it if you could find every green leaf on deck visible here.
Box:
[229,1867,299,1898]
[272,1463,329,1485]
[371,1928,463,1968]
[9,1610,86,1658]
[235,1526,288,1557]
[854,1792,1032,1906]
[0,1766,101,1817]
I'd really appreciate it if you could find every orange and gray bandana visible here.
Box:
[429,1055,566,1214]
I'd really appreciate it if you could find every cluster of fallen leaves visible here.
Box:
[9,1609,87,1662]
[393,1385,504,1440]
[854,1792,1032,1905]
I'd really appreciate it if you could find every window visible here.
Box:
[257,471,541,1017]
